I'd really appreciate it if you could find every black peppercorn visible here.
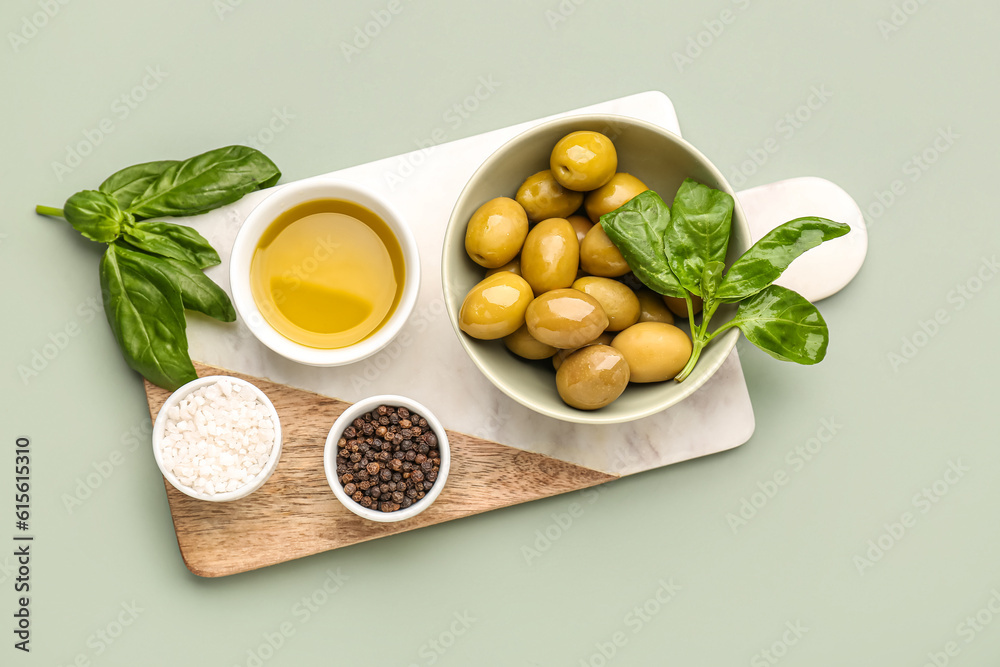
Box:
[337,405,442,514]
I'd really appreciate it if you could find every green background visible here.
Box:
[2,0,997,665]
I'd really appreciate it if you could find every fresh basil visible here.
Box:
[663,178,734,297]
[724,285,829,364]
[599,190,686,298]
[114,244,234,322]
[36,145,279,389]
[601,179,848,381]
[64,190,129,243]
[123,221,221,269]
[701,260,725,300]
[126,145,281,219]
[100,244,197,390]
[716,217,851,302]
[99,160,179,210]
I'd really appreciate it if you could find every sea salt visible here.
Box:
[159,379,276,496]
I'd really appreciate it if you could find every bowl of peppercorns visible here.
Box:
[323,395,450,522]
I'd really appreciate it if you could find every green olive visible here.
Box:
[663,294,704,318]
[525,288,609,349]
[556,345,630,410]
[580,223,630,277]
[584,173,649,223]
[485,258,521,278]
[549,131,618,191]
[459,272,534,340]
[504,323,558,360]
[571,276,640,332]
[567,215,593,243]
[611,322,692,383]
[636,289,675,325]
[464,197,529,269]
[520,218,580,294]
[552,332,613,371]
[515,170,584,222]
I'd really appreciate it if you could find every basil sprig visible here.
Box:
[37,145,280,390]
[601,182,850,381]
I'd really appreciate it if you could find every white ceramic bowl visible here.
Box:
[324,395,450,523]
[442,114,750,424]
[152,376,283,502]
[230,178,421,366]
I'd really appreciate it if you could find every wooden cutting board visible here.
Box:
[144,363,618,577]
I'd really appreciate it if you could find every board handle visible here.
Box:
[736,176,868,302]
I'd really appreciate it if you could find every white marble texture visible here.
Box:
[183,91,861,476]
[737,177,868,303]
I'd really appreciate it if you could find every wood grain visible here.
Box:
[144,363,618,577]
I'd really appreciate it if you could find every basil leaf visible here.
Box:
[123,221,221,268]
[99,160,179,210]
[99,244,196,390]
[701,260,725,300]
[127,146,281,219]
[663,179,734,297]
[716,217,851,302]
[114,244,235,322]
[64,190,127,243]
[599,190,686,298]
[729,284,829,364]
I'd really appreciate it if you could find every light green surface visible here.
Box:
[2,1,997,665]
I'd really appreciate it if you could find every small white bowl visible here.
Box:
[152,376,283,502]
[324,395,450,523]
[230,178,421,366]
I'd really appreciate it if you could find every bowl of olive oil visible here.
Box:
[230,179,420,366]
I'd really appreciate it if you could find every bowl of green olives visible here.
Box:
[441,115,751,424]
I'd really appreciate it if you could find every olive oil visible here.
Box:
[250,199,404,349]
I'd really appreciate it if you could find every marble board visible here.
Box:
[144,92,867,574]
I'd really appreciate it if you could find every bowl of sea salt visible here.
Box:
[152,376,282,502]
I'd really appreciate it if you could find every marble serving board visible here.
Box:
[179,91,867,478]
